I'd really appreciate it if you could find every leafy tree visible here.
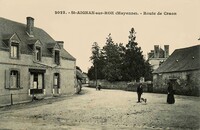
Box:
[143,61,153,81]
[88,28,153,82]
[76,66,82,72]
[88,42,100,80]
[102,34,123,81]
[123,28,146,81]
[88,42,105,80]
[88,66,95,80]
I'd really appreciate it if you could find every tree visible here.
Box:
[76,66,82,72]
[88,42,100,80]
[143,61,153,81]
[88,66,95,80]
[88,42,105,80]
[88,28,153,83]
[123,28,146,81]
[102,34,123,81]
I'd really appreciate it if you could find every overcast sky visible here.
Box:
[0,0,199,72]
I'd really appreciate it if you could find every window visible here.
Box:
[35,47,41,61]
[5,70,21,89]
[54,50,60,65]
[10,43,19,58]
[10,70,19,88]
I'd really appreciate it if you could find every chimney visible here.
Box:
[57,41,64,48]
[26,17,34,36]
[164,45,169,58]
[154,45,159,58]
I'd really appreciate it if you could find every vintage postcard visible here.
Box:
[0,0,199,129]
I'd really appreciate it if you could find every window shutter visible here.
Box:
[5,70,10,89]
[18,71,21,88]
[38,74,43,89]
[30,74,34,89]
[58,74,60,89]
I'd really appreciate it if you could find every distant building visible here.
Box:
[82,72,89,84]
[147,45,169,70]
[0,17,76,105]
[153,45,200,96]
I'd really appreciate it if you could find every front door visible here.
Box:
[169,78,179,91]
[53,73,60,95]
[29,69,46,95]
[30,73,44,94]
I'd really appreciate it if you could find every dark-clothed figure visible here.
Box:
[167,82,175,104]
[97,85,101,90]
[137,84,143,103]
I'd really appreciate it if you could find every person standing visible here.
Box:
[137,83,143,103]
[167,82,175,104]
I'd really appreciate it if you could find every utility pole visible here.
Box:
[95,61,97,89]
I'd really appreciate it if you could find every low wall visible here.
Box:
[89,80,153,92]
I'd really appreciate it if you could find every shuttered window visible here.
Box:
[5,70,21,89]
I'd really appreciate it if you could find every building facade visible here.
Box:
[147,45,169,70]
[0,17,76,106]
[153,45,200,96]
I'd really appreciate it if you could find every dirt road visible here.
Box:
[0,87,199,130]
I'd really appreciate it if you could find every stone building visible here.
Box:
[153,45,200,96]
[0,17,76,106]
[147,45,169,70]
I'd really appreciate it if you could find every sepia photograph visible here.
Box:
[0,0,199,129]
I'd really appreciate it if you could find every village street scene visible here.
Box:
[0,0,200,130]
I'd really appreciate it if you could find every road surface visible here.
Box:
[0,87,199,130]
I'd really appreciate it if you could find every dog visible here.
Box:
[141,98,147,103]
[96,85,102,91]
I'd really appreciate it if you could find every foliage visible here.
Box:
[102,34,124,81]
[122,28,146,81]
[76,66,82,72]
[88,42,105,80]
[88,28,152,82]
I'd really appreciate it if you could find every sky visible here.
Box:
[0,0,199,72]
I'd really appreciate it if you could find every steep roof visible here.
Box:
[153,45,200,74]
[0,17,75,61]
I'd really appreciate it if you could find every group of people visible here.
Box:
[96,82,175,104]
[137,82,175,104]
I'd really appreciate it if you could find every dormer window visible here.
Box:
[28,39,42,62]
[47,42,61,65]
[10,43,19,59]
[35,47,41,61]
[54,50,60,65]
[3,33,21,59]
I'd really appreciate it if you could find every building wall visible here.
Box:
[148,58,166,70]
[0,50,76,106]
[148,45,169,71]
[153,70,200,96]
